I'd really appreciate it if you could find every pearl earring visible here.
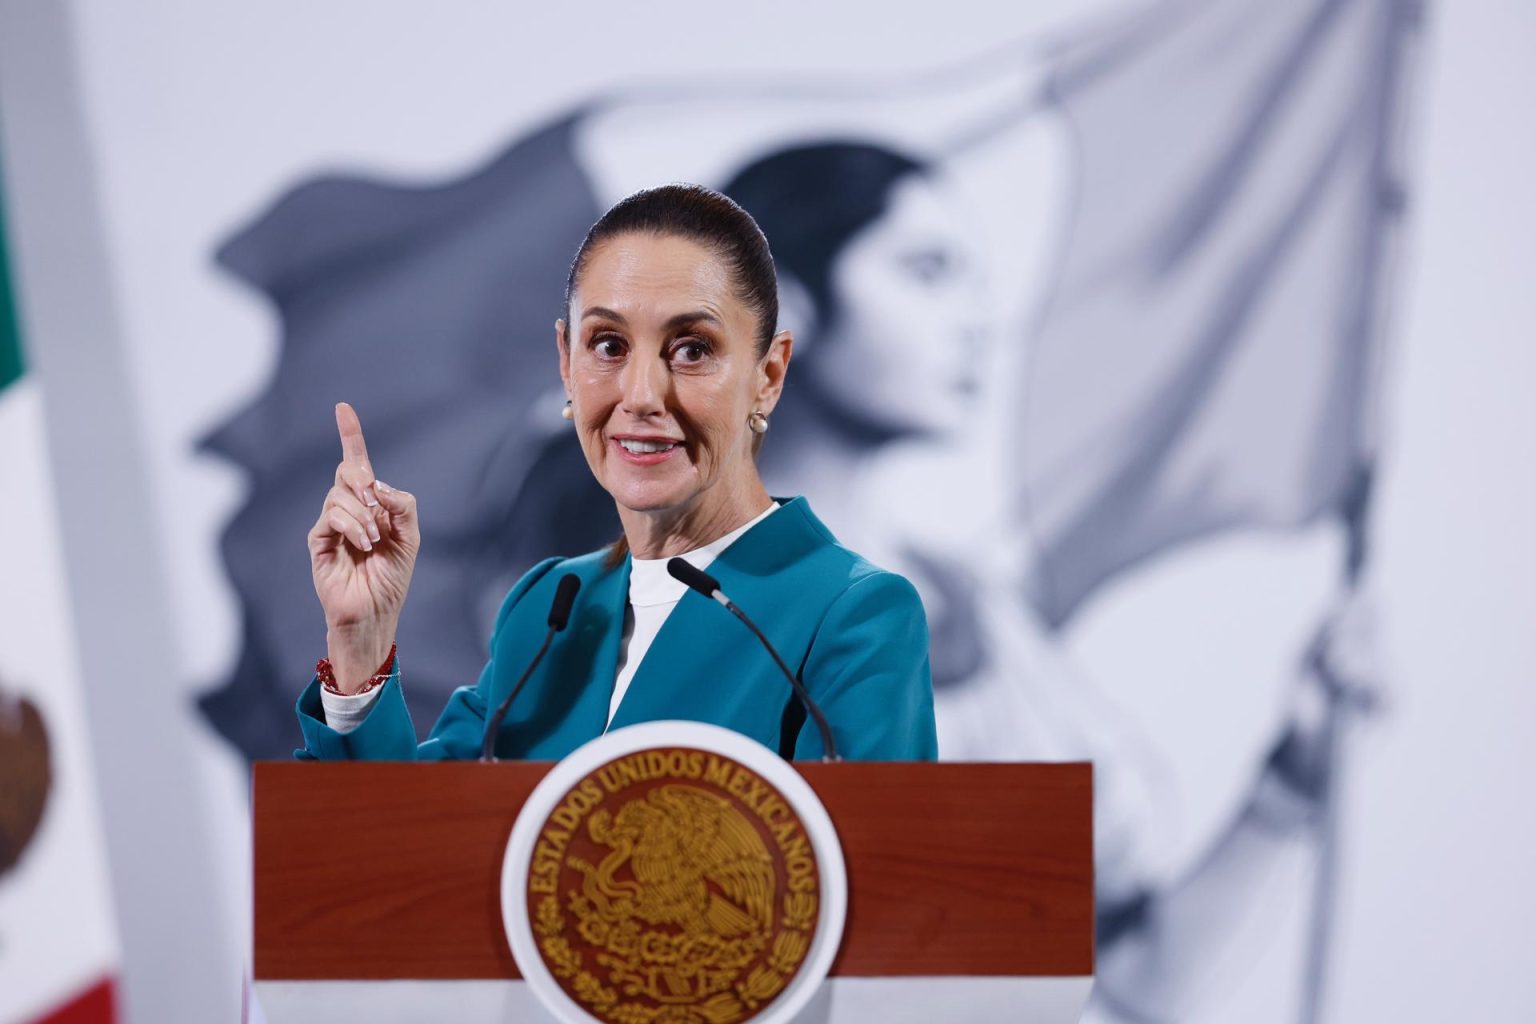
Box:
[748,410,769,434]
[561,400,574,421]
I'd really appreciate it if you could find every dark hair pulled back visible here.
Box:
[564,183,779,356]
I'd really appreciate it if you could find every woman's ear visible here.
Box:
[776,275,818,351]
[555,318,572,395]
[756,329,794,416]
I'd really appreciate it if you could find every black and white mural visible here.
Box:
[194,1,1416,1020]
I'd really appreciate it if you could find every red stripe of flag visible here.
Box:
[32,977,116,1024]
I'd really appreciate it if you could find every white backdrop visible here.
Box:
[0,1,1532,1021]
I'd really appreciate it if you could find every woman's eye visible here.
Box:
[592,336,626,359]
[671,339,711,365]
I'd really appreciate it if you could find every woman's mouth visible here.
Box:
[618,439,676,454]
[612,436,683,464]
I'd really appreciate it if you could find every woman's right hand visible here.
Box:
[307,402,420,693]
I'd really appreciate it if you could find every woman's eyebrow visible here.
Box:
[662,310,723,330]
[582,305,628,324]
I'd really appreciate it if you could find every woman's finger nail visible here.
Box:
[374,480,393,495]
[368,522,381,543]
[363,485,379,508]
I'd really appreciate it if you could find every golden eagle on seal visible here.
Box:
[581,783,776,939]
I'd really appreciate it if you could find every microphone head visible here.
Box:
[666,557,721,597]
[548,574,581,631]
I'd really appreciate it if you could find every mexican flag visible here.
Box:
[0,162,120,1022]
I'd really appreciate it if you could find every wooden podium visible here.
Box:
[251,761,1094,1023]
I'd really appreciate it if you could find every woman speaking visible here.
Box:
[295,184,937,762]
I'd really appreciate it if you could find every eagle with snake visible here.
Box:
[576,784,776,943]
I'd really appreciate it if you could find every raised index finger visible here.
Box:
[335,402,372,470]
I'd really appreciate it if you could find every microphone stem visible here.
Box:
[480,626,556,763]
[723,601,840,763]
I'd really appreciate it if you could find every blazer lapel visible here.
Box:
[605,585,736,732]
[606,498,826,733]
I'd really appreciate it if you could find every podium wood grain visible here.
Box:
[252,761,1092,980]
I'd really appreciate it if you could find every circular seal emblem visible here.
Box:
[503,721,846,1024]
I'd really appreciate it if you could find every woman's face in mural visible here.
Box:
[807,175,988,437]
[558,232,786,518]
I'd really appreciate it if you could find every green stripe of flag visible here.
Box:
[0,166,23,392]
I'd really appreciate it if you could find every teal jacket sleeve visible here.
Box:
[294,557,562,760]
[793,570,938,761]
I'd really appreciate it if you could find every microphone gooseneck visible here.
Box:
[480,573,581,762]
[666,557,841,762]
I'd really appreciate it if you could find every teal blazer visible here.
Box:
[295,497,937,762]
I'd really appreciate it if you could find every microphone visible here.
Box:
[667,558,840,762]
[546,573,581,631]
[480,573,581,762]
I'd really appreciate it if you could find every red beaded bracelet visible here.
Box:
[318,643,397,697]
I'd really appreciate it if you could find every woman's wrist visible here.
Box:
[319,643,396,700]
[324,621,398,695]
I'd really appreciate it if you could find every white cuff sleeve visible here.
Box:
[319,685,385,735]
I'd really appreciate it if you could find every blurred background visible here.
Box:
[0,0,1531,1021]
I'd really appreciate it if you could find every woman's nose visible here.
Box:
[618,354,668,418]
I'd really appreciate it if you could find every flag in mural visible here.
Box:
[0,167,121,1021]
